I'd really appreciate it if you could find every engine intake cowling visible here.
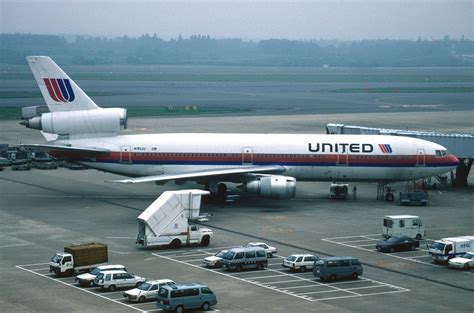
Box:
[242,175,296,199]
[21,108,127,136]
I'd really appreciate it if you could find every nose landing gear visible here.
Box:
[377,183,395,202]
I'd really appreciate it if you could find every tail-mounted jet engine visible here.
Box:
[20,108,127,136]
[240,175,296,199]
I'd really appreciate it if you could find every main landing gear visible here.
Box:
[203,182,227,204]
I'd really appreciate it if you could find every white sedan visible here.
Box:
[246,242,277,257]
[448,252,474,270]
[203,250,228,268]
[123,279,175,302]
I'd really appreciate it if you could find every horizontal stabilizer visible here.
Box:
[111,165,286,184]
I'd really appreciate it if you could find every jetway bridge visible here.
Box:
[326,123,473,187]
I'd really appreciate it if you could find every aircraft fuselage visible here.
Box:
[50,133,458,183]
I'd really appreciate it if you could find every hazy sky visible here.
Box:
[1,0,472,40]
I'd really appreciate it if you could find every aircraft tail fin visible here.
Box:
[27,56,99,112]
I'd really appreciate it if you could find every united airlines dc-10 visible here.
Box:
[20,56,459,200]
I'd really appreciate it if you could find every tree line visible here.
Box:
[1,33,473,67]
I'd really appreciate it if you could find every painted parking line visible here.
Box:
[322,234,445,268]
[323,234,381,240]
[16,264,146,312]
[152,249,409,302]
[28,267,50,271]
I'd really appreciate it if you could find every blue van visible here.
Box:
[313,256,363,281]
[156,283,217,313]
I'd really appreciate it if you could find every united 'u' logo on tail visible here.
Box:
[378,144,393,153]
[43,78,75,102]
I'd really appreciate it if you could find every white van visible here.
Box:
[382,215,425,240]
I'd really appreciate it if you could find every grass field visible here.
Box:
[1,64,473,83]
[328,87,474,93]
[0,91,120,99]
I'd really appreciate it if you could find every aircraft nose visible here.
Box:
[450,154,460,166]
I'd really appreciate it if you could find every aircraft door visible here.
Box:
[242,147,253,165]
[337,151,349,166]
[336,150,349,179]
[416,148,425,166]
[120,146,132,163]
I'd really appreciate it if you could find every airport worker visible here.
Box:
[352,186,357,199]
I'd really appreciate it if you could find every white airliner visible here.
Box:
[20,56,459,200]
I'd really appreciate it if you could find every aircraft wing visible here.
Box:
[111,165,286,184]
[20,144,110,154]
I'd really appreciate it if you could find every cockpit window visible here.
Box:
[435,150,449,157]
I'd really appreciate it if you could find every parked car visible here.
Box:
[221,246,268,272]
[34,161,58,169]
[12,163,31,171]
[245,242,277,257]
[94,270,146,291]
[123,279,175,302]
[376,236,420,253]
[313,256,363,281]
[156,283,217,313]
[75,264,127,286]
[448,252,474,270]
[203,250,228,268]
[282,254,318,272]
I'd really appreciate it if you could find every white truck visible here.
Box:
[136,189,213,248]
[428,236,474,264]
[49,243,108,276]
[382,215,425,240]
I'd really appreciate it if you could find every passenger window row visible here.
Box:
[171,288,200,298]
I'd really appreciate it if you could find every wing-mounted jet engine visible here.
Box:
[240,175,296,199]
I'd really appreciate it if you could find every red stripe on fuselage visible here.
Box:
[89,152,454,166]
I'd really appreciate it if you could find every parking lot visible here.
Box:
[15,262,165,312]
[322,234,474,276]
[151,246,409,302]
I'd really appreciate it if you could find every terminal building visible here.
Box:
[326,123,473,187]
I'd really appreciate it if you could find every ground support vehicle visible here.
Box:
[136,189,213,248]
[123,279,175,302]
[221,247,268,272]
[330,183,348,199]
[399,192,428,206]
[429,236,474,264]
[382,215,425,239]
[49,243,107,276]
[157,283,217,313]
